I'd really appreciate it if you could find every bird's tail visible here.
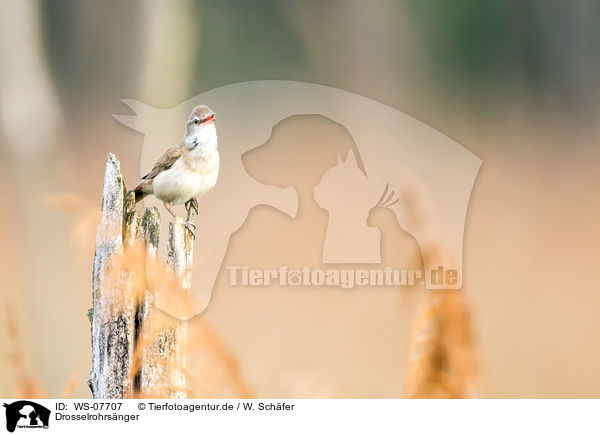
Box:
[132,184,148,203]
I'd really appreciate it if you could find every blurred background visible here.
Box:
[0,0,599,398]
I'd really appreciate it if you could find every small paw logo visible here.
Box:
[3,401,50,433]
[288,270,302,286]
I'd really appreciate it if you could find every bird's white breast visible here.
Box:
[153,149,219,205]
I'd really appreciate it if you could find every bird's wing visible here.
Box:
[141,144,184,180]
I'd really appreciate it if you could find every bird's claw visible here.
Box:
[184,222,196,239]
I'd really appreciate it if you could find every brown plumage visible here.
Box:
[133,145,185,203]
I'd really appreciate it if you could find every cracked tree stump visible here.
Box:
[89,153,130,398]
[137,208,195,398]
[89,153,195,398]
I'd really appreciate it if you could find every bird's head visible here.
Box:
[184,105,217,150]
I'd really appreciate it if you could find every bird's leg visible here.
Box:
[184,198,198,239]
[164,201,196,238]
[185,197,199,215]
[163,201,177,219]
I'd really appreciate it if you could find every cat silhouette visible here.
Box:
[314,150,383,263]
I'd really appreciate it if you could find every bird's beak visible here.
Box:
[201,113,215,125]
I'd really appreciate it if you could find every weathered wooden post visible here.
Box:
[136,207,160,394]
[89,153,134,398]
[165,212,196,397]
[137,209,195,398]
[89,153,195,398]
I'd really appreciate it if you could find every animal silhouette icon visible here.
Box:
[115,80,481,315]
[314,150,385,263]
[3,401,50,433]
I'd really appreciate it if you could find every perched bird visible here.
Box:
[133,105,219,236]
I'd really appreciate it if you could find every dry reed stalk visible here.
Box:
[61,372,79,398]
[102,216,250,399]
[185,318,253,399]
[6,306,46,398]
[6,305,82,398]
[180,367,216,398]
[42,193,101,255]
[403,187,477,399]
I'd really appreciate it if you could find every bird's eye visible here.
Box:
[193,118,200,125]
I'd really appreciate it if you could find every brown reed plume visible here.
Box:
[402,187,477,399]
[97,233,252,399]
[99,231,250,398]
